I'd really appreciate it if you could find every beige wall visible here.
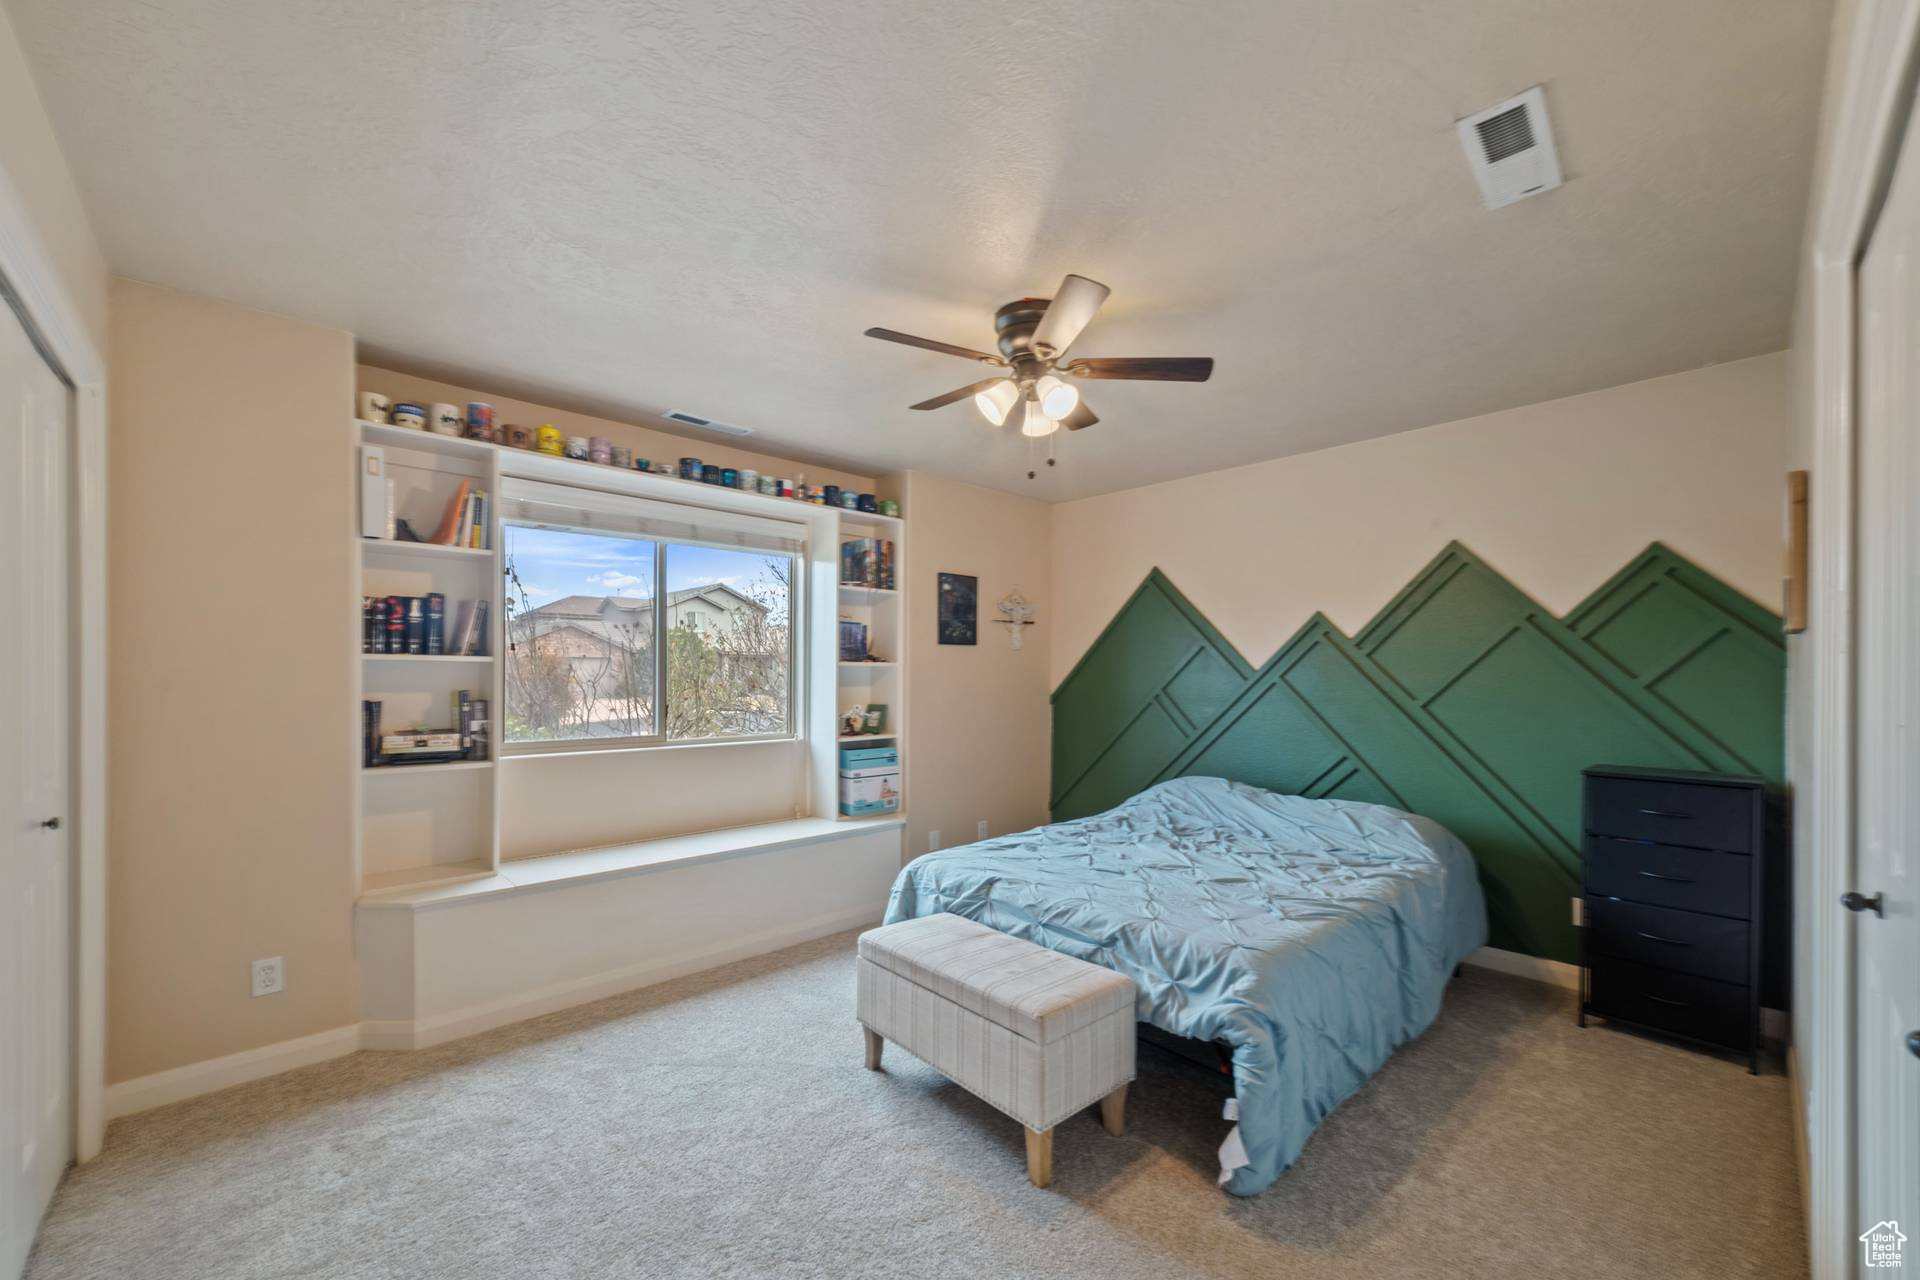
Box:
[359,365,876,496]
[1050,352,1792,686]
[108,280,359,1082]
[0,2,107,353]
[898,471,1053,857]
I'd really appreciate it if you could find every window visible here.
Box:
[499,481,800,749]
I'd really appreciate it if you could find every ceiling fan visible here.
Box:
[863,274,1214,439]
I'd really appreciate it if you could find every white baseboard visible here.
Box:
[1461,945,1580,989]
[1463,947,1790,1045]
[108,905,884,1116]
[364,902,882,1051]
[104,1023,363,1120]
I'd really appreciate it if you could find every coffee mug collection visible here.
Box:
[358,391,901,518]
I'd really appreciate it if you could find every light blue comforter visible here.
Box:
[881,776,1487,1195]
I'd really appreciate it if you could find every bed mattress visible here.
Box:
[881,775,1487,1194]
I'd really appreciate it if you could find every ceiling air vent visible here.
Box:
[1456,86,1562,210]
[662,410,754,437]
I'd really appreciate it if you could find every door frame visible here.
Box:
[1798,2,1920,1275]
[0,168,106,1161]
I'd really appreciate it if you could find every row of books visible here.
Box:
[433,479,491,550]
[362,594,490,656]
[840,538,896,591]
[361,692,490,767]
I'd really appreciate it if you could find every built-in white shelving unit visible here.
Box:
[834,510,905,821]
[352,417,906,894]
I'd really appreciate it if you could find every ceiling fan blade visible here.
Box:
[1066,356,1214,382]
[1030,274,1111,358]
[864,327,1005,366]
[1058,399,1099,431]
[909,377,1008,411]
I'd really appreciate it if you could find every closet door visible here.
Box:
[0,296,72,1280]
[1853,92,1920,1258]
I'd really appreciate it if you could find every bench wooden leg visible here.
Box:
[1098,1083,1128,1137]
[1024,1126,1053,1188]
[863,1027,883,1070]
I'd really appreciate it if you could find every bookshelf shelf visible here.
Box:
[359,419,495,462]
[362,653,494,664]
[363,760,494,775]
[838,732,899,743]
[838,583,897,596]
[359,859,495,895]
[838,660,896,669]
[360,538,492,561]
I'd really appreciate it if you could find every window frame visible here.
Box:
[500,515,805,756]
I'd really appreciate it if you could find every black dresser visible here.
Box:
[1579,765,1783,1072]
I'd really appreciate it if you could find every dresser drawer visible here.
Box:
[1585,896,1750,984]
[1584,837,1752,918]
[1585,775,1753,851]
[1587,956,1750,1049]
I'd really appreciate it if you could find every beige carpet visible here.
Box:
[27,931,1805,1279]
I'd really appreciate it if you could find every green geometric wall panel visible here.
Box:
[1050,543,1785,964]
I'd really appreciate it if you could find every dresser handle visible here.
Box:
[1637,931,1693,946]
[1645,993,1690,1008]
[1636,807,1692,819]
[1638,871,1694,883]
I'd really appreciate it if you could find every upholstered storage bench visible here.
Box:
[855,912,1136,1187]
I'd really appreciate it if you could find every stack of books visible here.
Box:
[839,538,896,590]
[362,594,489,655]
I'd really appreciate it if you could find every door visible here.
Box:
[1853,101,1920,1264]
[0,295,71,1278]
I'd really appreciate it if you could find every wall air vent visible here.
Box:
[662,410,754,437]
[1456,86,1563,210]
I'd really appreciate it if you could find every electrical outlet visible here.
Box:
[1571,896,1584,927]
[251,956,284,998]
[929,830,941,852]
[977,820,989,840]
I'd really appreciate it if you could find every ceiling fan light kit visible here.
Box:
[973,378,1020,426]
[864,273,1214,475]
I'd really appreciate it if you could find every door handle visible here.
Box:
[39,817,60,830]
[1841,890,1885,916]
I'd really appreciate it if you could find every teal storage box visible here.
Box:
[839,745,899,769]
[839,763,901,816]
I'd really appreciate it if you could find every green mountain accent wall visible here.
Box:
[1050,543,1785,964]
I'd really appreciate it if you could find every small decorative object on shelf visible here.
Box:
[504,423,534,449]
[995,589,1036,650]
[861,704,889,734]
[464,402,494,442]
[879,499,900,518]
[536,424,564,455]
[358,391,391,423]
[430,403,463,436]
[391,401,426,429]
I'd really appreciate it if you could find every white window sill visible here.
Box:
[356,814,906,912]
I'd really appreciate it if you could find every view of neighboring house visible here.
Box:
[507,584,783,739]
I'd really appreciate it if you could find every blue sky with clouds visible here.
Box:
[504,525,787,619]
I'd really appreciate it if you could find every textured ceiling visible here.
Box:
[13,0,1830,499]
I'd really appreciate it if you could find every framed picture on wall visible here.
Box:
[937,572,978,645]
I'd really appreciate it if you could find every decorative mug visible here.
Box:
[565,436,591,460]
[610,446,631,469]
[429,403,462,436]
[358,391,391,423]
[536,424,564,455]
[589,437,612,464]
[465,403,494,441]
[878,499,900,518]
[391,402,426,429]
[504,424,534,450]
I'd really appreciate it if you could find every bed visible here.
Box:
[880,775,1488,1195]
